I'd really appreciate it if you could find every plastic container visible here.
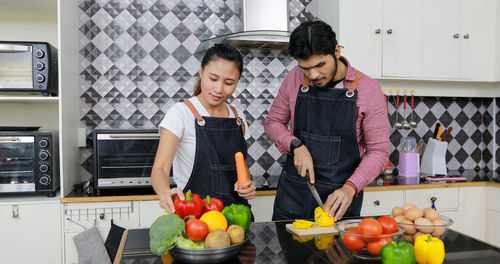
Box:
[398,137,419,184]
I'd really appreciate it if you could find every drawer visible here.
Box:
[63,201,140,231]
[405,188,459,211]
[361,190,404,216]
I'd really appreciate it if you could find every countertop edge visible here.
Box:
[60,181,500,203]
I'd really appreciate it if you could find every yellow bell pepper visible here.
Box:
[314,206,334,227]
[314,235,335,250]
[293,219,314,229]
[414,234,445,264]
[292,235,314,243]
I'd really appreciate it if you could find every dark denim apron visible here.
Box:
[182,100,250,208]
[272,71,364,220]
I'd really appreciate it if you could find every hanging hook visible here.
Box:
[67,218,86,231]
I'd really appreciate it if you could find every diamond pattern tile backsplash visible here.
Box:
[78,0,498,184]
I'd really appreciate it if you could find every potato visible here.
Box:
[405,207,424,221]
[392,207,405,217]
[226,225,245,245]
[394,215,407,223]
[205,229,230,249]
[423,208,440,221]
[402,233,414,243]
[402,203,417,211]
[431,219,446,237]
[414,218,434,234]
[401,219,416,235]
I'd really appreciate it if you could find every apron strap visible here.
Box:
[183,100,204,123]
[229,105,245,135]
[347,71,362,96]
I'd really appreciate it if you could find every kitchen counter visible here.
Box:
[115,219,500,264]
[60,170,500,203]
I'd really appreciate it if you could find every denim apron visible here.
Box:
[272,71,364,220]
[182,100,250,208]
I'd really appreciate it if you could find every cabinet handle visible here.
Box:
[463,34,470,39]
[386,29,393,35]
[375,29,381,34]
[453,33,460,39]
[12,205,19,218]
[374,200,380,206]
[430,197,437,202]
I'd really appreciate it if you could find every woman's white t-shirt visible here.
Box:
[158,96,249,190]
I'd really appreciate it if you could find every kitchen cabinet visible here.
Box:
[140,200,165,227]
[0,199,61,264]
[248,195,276,222]
[486,186,500,247]
[361,190,404,216]
[318,0,500,82]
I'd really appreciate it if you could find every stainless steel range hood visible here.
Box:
[195,0,291,53]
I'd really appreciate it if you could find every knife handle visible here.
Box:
[433,123,441,139]
[440,127,453,141]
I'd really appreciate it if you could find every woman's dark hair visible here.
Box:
[193,44,243,96]
[288,20,338,59]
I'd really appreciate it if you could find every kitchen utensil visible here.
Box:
[169,237,249,264]
[432,123,441,139]
[416,140,423,154]
[440,127,453,142]
[436,126,444,140]
[285,223,338,237]
[398,137,419,184]
[394,94,402,129]
[402,94,411,130]
[410,91,417,128]
[306,175,325,211]
[421,138,448,175]
[383,90,393,127]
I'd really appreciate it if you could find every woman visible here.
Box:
[152,44,256,214]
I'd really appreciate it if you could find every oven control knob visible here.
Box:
[39,139,49,148]
[39,176,51,185]
[39,151,49,160]
[36,62,45,70]
[35,49,45,58]
[36,74,45,83]
[40,164,49,173]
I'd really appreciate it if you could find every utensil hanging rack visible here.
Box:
[63,202,134,220]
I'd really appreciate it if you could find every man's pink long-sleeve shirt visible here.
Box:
[264,56,390,192]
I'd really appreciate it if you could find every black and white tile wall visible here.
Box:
[78,0,498,184]
[496,98,500,172]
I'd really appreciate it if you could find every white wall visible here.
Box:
[0,21,58,47]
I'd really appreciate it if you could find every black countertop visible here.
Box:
[117,220,500,264]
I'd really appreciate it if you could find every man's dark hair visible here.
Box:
[288,20,338,59]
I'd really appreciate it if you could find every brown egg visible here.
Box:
[423,208,440,221]
[392,207,405,217]
[405,207,424,221]
[402,233,414,243]
[394,215,407,223]
[413,231,425,239]
[401,219,416,235]
[414,218,434,234]
[431,219,446,237]
[402,203,417,211]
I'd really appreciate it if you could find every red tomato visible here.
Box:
[358,218,383,241]
[366,237,392,255]
[343,228,366,251]
[377,216,398,234]
[185,218,208,241]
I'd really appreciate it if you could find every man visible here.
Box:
[265,20,390,221]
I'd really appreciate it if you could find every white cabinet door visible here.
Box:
[0,202,61,264]
[460,0,497,81]
[338,0,383,77]
[64,228,110,264]
[361,190,404,216]
[140,200,165,228]
[422,0,461,79]
[456,186,486,241]
[248,195,275,222]
[382,0,423,77]
[405,188,459,211]
[485,209,500,248]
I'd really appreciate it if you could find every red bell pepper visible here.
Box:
[202,195,224,213]
[173,190,203,219]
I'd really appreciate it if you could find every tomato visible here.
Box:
[358,218,383,241]
[366,237,392,255]
[377,215,399,234]
[343,228,366,251]
[185,218,209,241]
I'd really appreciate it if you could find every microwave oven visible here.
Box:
[93,129,162,194]
[0,131,59,196]
[0,41,58,96]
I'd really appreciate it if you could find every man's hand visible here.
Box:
[324,184,356,221]
[293,145,315,183]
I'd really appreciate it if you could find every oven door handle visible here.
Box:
[0,137,21,142]
[0,44,31,53]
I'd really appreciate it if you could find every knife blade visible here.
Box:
[306,175,325,212]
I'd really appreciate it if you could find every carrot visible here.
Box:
[234,152,249,189]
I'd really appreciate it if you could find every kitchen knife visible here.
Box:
[436,126,444,140]
[306,175,325,212]
[440,127,453,141]
[432,123,441,139]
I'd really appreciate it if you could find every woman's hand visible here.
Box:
[234,180,256,200]
[158,187,185,213]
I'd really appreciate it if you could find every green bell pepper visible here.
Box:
[381,241,416,264]
[221,204,251,231]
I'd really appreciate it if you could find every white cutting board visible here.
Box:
[285,223,338,237]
